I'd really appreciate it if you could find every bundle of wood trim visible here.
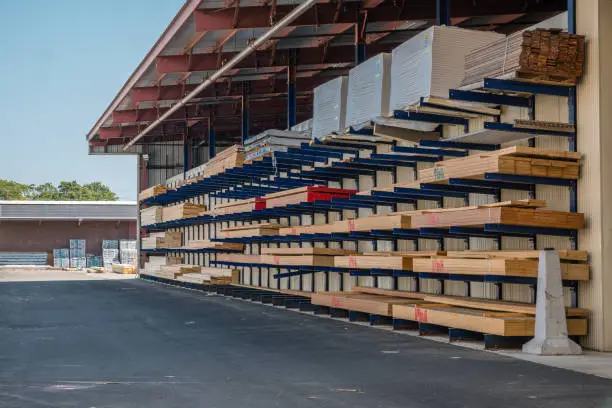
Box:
[207,198,266,216]
[142,231,182,249]
[186,240,244,251]
[140,206,163,226]
[220,223,281,239]
[463,28,586,86]
[264,186,356,209]
[138,184,167,202]
[161,203,207,222]
[203,145,244,178]
[419,146,581,183]
[216,253,262,264]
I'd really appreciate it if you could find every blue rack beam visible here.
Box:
[394,110,469,127]
[448,89,531,108]
[392,145,468,157]
[483,78,574,97]
[419,139,500,151]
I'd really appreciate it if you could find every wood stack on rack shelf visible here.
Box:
[177,267,240,285]
[243,129,311,162]
[207,198,266,216]
[142,231,182,249]
[138,184,167,202]
[216,253,262,264]
[419,146,581,183]
[140,206,163,226]
[334,251,442,269]
[162,203,206,222]
[264,186,356,209]
[463,28,586,86]
[203,145,244,177]
[186,240,244,251]
[220,223,281,239]
[156,264,201,279]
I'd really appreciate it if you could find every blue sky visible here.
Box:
[0,0,183,200]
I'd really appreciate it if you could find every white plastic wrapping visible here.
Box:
[312,76,348,140]
[390,26,504,111]
[345,53,392,129]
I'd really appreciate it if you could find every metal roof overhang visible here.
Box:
[87,0,567,151]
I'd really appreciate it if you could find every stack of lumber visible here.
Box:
[334,251,443,270]
[419,146,581,183]
[311,292,427,317]
[260,254,335,267]
[138,184,167,202]
[409,204,585,230]
[412,250,589,280]
[220,223,281,239]
[177,267,239,284]
[332,212,412,233]
[216,253,262,264]
[264,186,355,209]
[207,198,266,216]
[143,255,181,274]
[261,247,357,256]
[162,203,206,222]
[186,240,244,251]
[203,145,244,177]
[463,29,586,86]
[140,206,163,226]
[244,129,311,161]
[112,264,136,274]
[142,231,182,249]
[156,264,201,279]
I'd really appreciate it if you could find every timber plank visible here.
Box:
[261,247,357,256]
[311,292,427,316]
[260,255,335,267]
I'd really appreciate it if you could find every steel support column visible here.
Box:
[287,49,297,128]
[183,124,190,174]
[355,13,366,64]
[436,0,451,26]
[208,123,216,160]
[242,84,250,143]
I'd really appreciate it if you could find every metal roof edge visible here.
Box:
[0,201,137,205]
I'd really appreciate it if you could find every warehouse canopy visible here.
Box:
[87,0,568,151]
[0,201,138,221]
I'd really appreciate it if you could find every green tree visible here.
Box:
[32,182,60,200]
[83,182,118,201]
[0,179,119,201]
[0,180,32,200]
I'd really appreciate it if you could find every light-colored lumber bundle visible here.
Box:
[419,146,581,183]
[112,264,136,274]
[215,253,261,264]
[207,198,266,216]
[362,251,446,257]
[260,255,335,267]
[264,186,355,209]
[332,212,413,233]
[352,286,588,316]
[159,264,201,277]
[220,223,280,239]
[334,254,428,270]
[203,145,245,178]
[279,223,335,236]
[409,206,584,229]
[141,231,182,249]
[261,247,356,256]
[186,240,244,251]
[463,29,586,87]
[444,249,587,261]
[140,206,163,226]
[138,184,167,202]
[162,203,206,222]
[311,292,428,316]
[243,129,310,161]
[412,257,589,280]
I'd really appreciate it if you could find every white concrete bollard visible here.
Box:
[523,249,582,355]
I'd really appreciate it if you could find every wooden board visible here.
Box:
[311,292,427,316]
[216,253,262,264]
[220,223,280,239]
[186,240,244,251]
[412,257,589,280]
[264,186,354,208]
[260,255,335,267]
[361,251,446,257]
[208,198,265,216]
[140,206,163,226]
[332,213,412,233]
[279,223,335,236]
[334,255,414,270]
[139,184,167,201]
[444,249,588,262]
[409,206,585,229]
[142,231,182,249]
[160,264,201,275]
[392,304,587,336]
[261,247,357,256]
[162,203,207,222]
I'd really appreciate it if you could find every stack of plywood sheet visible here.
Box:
[412,250,589,280]
[264,186,355,209]
[419,146,581,183]
[463,29,586,87]
[244,129,311,161]
[140,206,163,226]
[207,198,266,216]
[203,145,244,178]
[390,26,504,111]
[345,53,392,129]
[186,240,244,251]
[312,76,349,140]
[162,203,206,222]
[141,231,182,249]
[220,223,281,239]
[138,184,167,202]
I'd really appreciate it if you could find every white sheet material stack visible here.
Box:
[311,76,348,140]
[389,26,504,111]
[345,53,392,129]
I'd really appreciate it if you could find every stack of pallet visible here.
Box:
[462,28,586,86]
[419,146,581,183]
[244,129,311,162]
[138,184,167,202]
[156,264,201,279]
[162,203,206,222]
[203,145,244,178]
[265,186,355,209]
[220,223,281,239]
[140,206,163,226]
[206,198,266,216]
[142,231,182,249]
[186,240,244,251]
